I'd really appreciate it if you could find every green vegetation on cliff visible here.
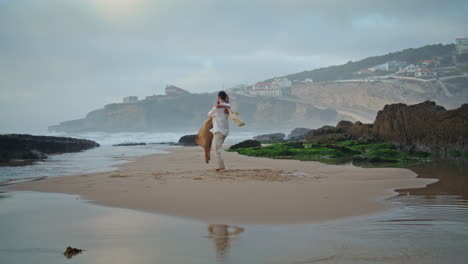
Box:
[267,44,454,82]
[228,140,431,166]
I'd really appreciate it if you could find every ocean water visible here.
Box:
[0,131,258,185]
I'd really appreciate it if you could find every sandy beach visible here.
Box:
[4,147,434,224]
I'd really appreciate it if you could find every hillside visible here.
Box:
[289,76,468,122]
[258,43,467,123]
[267,44,454,83]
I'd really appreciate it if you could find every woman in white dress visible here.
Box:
[207,91,231,171]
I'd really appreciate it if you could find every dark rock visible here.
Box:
[253,133,286,142]
[0,134,99,165]
[229,140,261,150]
[26,150,48,159]
[304,125,349,143]
[64,246,83,259]
[149,142,178,145]
[302,101,467,159]
[113,142,147,146]
[287,128,312,141]
[347,121,376,141]
[373,101,468,158]
[178,134,198,146]
[307,125,346,136]
[336,120,353,129]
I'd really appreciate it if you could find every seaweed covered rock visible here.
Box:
[322,144,360,155]
[281,141,305,149]
[233,140,429,165]
[229,140,261,150]
[304,101,468,159]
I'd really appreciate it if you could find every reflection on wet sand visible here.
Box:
[0,191,10,199]
[2,177,468,264]
[208,224,244,263]
[398,161,468,199]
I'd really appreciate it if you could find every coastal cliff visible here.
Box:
[304,101,468,159]
[49,76,468,133]
[373,101,468,158]
[49,93,338,133]
[290,77,468,123]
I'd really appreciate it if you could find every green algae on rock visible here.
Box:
[228,140,431,166]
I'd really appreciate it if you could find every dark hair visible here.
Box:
[218,91,228,101]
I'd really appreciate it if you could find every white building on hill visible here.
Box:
[396,64,417,75]
[250,78,291,97]
[369,61,407,72]
[456,37,468,56]
[415,68,436,77]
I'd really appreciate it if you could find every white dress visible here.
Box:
[207,103,230,136]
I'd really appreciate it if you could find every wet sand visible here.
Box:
[4,147,434,224]
[3,191,467,264]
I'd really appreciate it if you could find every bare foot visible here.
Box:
[216,168,226,172]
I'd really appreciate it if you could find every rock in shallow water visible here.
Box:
[113,142,146,146]
[178,134,198,146]
[0,134,99,165]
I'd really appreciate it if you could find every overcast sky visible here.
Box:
[1,0,467,133]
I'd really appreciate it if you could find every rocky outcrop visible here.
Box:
[347,121,376,140]
[304,124,350,143]
[373,101,468,158]
[287,128,312,141]
[305,101,468,159]
[253,133,286,142]
[0,134,99,165]
[336,120,353,129]
[178,135,197,146]
[229,140,261,150]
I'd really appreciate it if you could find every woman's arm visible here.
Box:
[214,102,231,109]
